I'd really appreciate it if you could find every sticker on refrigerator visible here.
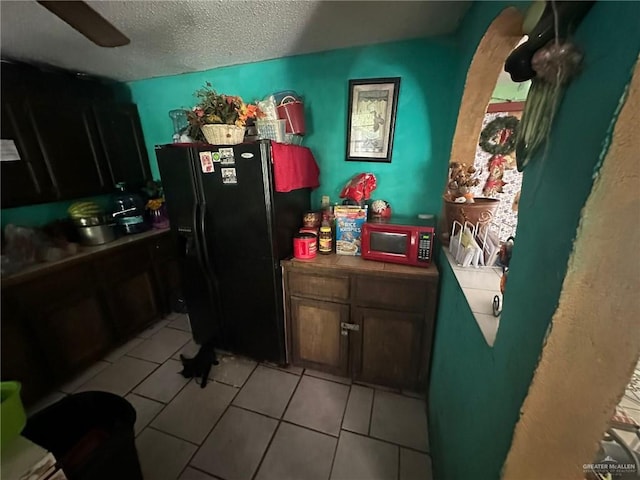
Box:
[212,151,221,162]
[240,152,254,159]
[221,167,237,185]
[199,151,214,173]
[219,147,235,165]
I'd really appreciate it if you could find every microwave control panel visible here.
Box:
[417,232,432,262]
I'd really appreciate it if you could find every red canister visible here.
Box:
[293,233,317,260]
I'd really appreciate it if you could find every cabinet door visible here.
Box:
[1,296,53,406]
[0,99,56,207]
[15,264,114,379]
[94,103,151,191]
[289,296,349,376]
[107,270,160,337]
[33,293,114,376]
[27,98,112,199]
[96,243,160,337]
[351,307,423,389]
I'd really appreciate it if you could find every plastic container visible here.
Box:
[22,391,142,480]
[256,119,287,142]
[111,182,150,235]
[293,232,317,260]
[1,381,26,449]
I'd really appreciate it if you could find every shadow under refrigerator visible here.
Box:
[156,141,310,364]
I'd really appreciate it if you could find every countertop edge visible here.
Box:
[281,254,439,280]
[1,228,171,288]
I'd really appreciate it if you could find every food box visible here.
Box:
[334,205,368,256]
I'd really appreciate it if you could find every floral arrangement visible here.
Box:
[446,162,481,201]
[186,82,264,141]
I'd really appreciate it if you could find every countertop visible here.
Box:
[282,254,439,280]
[443,249,501,346]
[1,228,171,288]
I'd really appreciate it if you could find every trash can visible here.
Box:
[22,391,142,480]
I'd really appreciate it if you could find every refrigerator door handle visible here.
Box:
[199,202,214,272]
[192,201,206,268]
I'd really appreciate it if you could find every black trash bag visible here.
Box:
[22,391,142,480]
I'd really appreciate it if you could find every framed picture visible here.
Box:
[346,77,400,162]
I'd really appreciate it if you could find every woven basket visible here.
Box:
[201,124,246,145]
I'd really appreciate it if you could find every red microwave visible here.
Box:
[361,216,435,267]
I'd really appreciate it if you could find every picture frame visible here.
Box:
[346,77,400,162]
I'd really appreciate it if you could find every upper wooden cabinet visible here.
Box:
[27,98,113,199]
[0,61,151,207]
[94,103,151,191]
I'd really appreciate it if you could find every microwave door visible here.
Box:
[370,231,410,256]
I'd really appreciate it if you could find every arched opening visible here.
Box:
[442,7,526,247]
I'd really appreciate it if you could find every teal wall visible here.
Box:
[428,2,640,479]
[128,38,459,216]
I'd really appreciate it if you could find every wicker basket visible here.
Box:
[201,124,246,145]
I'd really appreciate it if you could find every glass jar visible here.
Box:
[318,222,333,254]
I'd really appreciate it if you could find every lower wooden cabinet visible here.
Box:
[0,231,179,405]
[351,307,423,388]
[289,296,349,376]
[283,256,439,391]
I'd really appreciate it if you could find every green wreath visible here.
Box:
[479,115,519,155]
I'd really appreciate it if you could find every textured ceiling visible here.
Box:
[0,1,470,82]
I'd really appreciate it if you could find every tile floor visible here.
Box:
[29,314,433,480]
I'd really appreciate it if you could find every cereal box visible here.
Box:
[334,205,368,256]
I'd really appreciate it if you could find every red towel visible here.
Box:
[271,141,320,192]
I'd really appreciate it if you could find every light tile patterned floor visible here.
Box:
[30,315,433,480]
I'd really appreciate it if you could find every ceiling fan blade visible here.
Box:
[37,1,130,48]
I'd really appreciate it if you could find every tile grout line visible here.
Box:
[249,368,304,480]
[178,362,259,478]
[259,362,305,378]
[368,388,375,437]
[146,425,200,448]
[184,464,226,480]
[250,421,283,480]
[327,382,352,480]
[341,428,431,455]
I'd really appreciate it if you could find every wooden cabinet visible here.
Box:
[0,96,56,207]
[351,307,423,388]
[150,234,182,315]
[283,256,439,391]
[96,243,159,337]
[94,103,151,191]
[27,98,112,199]
[0,61,150,207]
[1,231,179,405]
[290,296,350,376]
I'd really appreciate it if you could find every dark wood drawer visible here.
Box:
[353,275,429,312]
[9,263,94,305]
[288,271,349,303]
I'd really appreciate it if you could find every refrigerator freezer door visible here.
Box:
[156,146,221,345]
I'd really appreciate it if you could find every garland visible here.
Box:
[479,115,519,155]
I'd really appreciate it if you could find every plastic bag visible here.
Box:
[257,95,278,121]
[339,173,377,203]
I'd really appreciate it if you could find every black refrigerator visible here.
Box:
[156,141,310,364]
